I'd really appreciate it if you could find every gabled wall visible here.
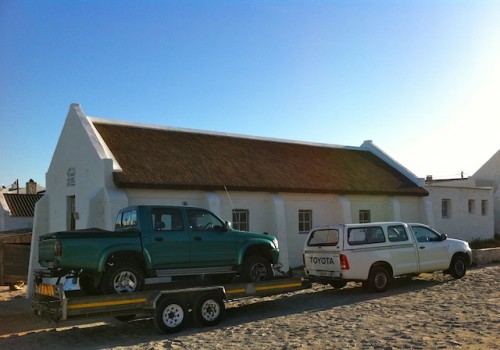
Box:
[42,104,127,234]
[28,104,128,294]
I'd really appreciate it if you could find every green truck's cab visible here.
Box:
[38,205,280,294]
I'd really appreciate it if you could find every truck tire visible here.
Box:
[154,297,188,333]
[102,263,144,294]
[242,255,273,282]
[449,255,467,279]
[330,280,347,289]
[368,266,390,293]
[192,292,225,327]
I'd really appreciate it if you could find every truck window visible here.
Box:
[187,208,225,231]
[152,208,184,231]
[348,226,385,245]
[387,225,408,242]
[411,225,441,242]
[307,229,339,246]
[115,210,138,229]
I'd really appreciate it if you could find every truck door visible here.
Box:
[386,224,419,275]
[144,208,190,268]
[186,208,238,266]
[410,225,449,272]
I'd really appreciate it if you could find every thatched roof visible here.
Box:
[92,121,428,196]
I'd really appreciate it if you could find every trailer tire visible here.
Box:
[102,263,144,294]
[154,298,188,334]
[242,255,273,282]
[192,292,225,327]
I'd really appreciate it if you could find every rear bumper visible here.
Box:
[304,275,344,285]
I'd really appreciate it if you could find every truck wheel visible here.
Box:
[449,255,467,279]
[330,280,347,289]
[153,298,188,333]
[102,264,144,294]
[242,255,273,282]
[368,266,390,293]
[79,273,102,295]
[192,292,225,327]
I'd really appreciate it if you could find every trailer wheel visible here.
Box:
[192,292,225,327]
[154,298,188,333]
[242,255,273,282]
[102,263,144,294]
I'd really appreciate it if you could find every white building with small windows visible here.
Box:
[424,181,494,241]
[425,148,499,239]
[28,104,495,294]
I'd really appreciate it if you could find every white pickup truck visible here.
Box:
[303,222,472,292]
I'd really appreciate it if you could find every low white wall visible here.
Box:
[472,248,500,265]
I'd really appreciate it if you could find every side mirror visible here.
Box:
[224,221,232,231]
[440,233,447,241]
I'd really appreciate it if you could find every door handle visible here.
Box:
[419,246,425,249]
[194,236,202,241]
[155,237,163,242]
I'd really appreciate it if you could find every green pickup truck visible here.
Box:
[38,205,280,295]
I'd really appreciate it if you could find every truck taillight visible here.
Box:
[340,254,349,270]
[54,240,62,256]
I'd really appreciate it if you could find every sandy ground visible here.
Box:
[1,264,499,349]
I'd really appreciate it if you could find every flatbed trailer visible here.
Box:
[32,275,310,333]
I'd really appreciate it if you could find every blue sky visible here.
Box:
[1,0,499,189]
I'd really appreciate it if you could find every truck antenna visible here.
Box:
[224,186,235,210]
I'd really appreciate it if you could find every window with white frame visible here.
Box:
[468,199,475,214]
[442,199,451,218]
[359,210,371,223]
[299,210,312,234]
[481,200,488,216]
[232,209,249,231]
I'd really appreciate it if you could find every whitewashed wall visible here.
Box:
[28,105,128,294]
[425,185,494,241]
[472,149,500,235]
[28,103,442,294]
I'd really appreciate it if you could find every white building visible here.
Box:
[0,180,43,232]
[470,149,500,235]
[28,103,435,285]
[425,182,494,241]
[425,148,499,239]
